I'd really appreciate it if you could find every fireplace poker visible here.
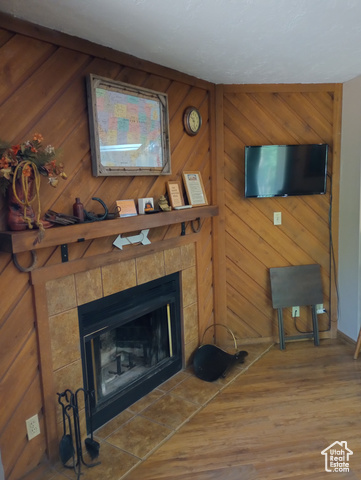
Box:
[57,392,75,467]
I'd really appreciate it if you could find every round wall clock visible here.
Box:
[183,107,202,136]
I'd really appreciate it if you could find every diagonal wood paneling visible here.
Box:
[0,18,216,479]
[222,85,341,343]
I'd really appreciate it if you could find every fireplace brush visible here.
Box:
[75,388,100,459]
[84,389,100,459]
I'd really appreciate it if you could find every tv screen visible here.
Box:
[245,144,328,198]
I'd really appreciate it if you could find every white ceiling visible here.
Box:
[1,0,361,84]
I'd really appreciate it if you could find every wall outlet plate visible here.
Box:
[292,306,300,317]
[273,212,282,225]
[26,414,40,440]
[316,303,325,314]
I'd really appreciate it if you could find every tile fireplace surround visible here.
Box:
[34,240,200,462]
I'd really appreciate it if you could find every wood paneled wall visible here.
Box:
[0,14,343,480]
[0,16,217,479]
[219,84,342,344]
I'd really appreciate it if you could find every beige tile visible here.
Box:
[75,268,103,305]
[214,361,244,387]
[56,441,139,480]
[128,389,165,414]
[46,275,77,316]
[183,302,198,344]
[158,371,190,392]
[82,442,139,480]
[184,337,199,366]
[95,409,134,439]
[164,247,182,275]
[171,374,220,405]
[141,393,199,429]
[106,415,172,459]
[49,308,81,371]
[102,259,136,296]
[54,359,84,423]
[181,266,197,307]
[53,360,83,396]
[181,242,196,269]
[136,252,165,285]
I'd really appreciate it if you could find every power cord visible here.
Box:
[293,172,338,335]
[319,172,339,333]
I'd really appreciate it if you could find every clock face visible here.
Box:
[189,109,200,132]
[184,107,202,136]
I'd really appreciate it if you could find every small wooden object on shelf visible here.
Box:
[166,181,184,208]
[73,198,85,222]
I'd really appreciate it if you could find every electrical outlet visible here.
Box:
[292,306,300,317]
[26,414,40,440]
[316,303,325,314]
[273,212,282,225]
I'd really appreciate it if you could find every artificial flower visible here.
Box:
[0,133,66,195]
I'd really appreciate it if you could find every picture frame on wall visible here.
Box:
[166,180,184,208]
[86,74,171,177]
[182,171,208,206]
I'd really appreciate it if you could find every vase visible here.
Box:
[7,175,36,231]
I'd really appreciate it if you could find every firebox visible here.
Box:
[78,273,182,431]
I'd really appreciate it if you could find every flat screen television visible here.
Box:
[244,144,328,198]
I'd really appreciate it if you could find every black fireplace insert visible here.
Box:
[78,273,182,431]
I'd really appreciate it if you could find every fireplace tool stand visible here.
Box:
[57,389,100,479]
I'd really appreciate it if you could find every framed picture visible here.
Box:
[138,197,154,214]
[182,171,208,206]
[166,181,184,208]
[86,74,171,176]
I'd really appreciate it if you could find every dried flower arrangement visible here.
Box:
[0,133,67,232]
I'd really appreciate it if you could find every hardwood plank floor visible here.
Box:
[124,339,361,479]
[22,339,361,479]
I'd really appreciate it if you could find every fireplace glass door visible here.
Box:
[78,273,182,431]
[89,304,174,405]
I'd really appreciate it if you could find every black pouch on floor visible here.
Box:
[193,324,248,382]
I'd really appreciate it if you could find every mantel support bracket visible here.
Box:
[61,244,68,263]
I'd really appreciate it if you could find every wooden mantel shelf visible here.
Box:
[0,205,219,254]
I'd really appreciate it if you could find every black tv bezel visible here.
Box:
[244,143,328,199]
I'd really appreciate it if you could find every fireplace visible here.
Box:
[39,243,199,460]
[78,272,182,431]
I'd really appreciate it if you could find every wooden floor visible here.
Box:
[23,339,361,480]
[124,339,361,480]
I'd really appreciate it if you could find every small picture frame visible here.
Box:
[116,199,138,217]
[182,171,208,206]
[166,181,184,208]
[138,197,154,214]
